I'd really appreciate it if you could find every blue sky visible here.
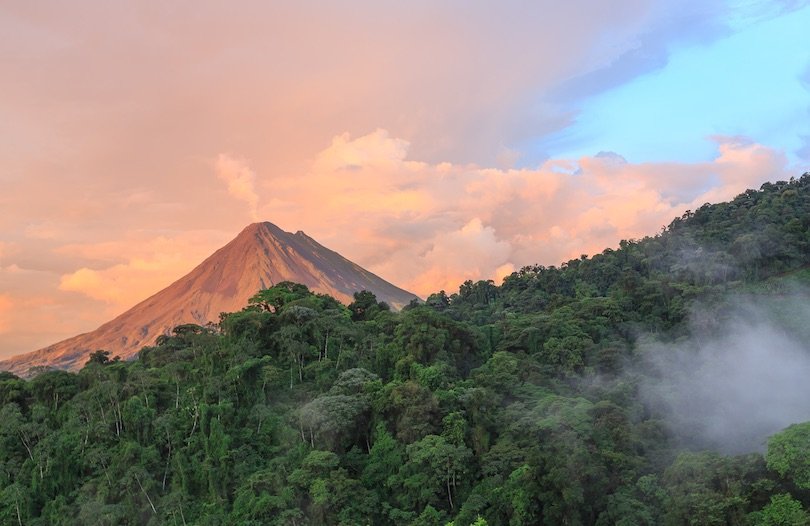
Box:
[523,1,810,166]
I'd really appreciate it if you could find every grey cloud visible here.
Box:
[640,290,810,454]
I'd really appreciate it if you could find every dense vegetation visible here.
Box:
[3,174,810,525]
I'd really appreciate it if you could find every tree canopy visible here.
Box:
[3,174,810,524]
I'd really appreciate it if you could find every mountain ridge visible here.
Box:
[0,222,419,374]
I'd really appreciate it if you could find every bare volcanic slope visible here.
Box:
[0,222,420,375]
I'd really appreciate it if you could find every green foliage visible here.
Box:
[766,422,810,489]
[349,290,391,321]
[3,175,810,523]
[749,494,810,526]
[661,451,766,525]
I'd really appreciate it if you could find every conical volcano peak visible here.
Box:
[238,221,286,238]
[0,223,419,374]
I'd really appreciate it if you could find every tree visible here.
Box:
[766,422,810,489]
[86,350,118,366]
[397,434,473,511]
[349,290,390,321]
[362,424,405,497]
[749,494,810,526]
[249,282,312,313]
[299,394,368,451]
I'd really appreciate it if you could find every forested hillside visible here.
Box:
[3,174,810,525]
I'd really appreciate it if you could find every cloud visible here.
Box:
[0,230,234,358]
[216,154,260,221]
[56,232,229,309]
[0,0,734,195]
[23,223,61,240]
[0,295,11,334]
[411,218,514,294]
[58,256,190,306]
[640,292,810,454]
[313,129,410,173]
[260,129,790,297]
[0,264,97,357]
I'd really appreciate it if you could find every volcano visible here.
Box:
[0,222,419,375]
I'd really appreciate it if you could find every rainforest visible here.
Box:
[3,175,810,525]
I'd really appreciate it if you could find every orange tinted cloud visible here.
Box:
[216,154,260,221]
[56,232,232,310]
[0,295,12,334]
[0,264,96,354]
[58,261,185,308]
[256,130,790,297]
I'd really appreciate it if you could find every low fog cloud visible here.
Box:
[640,290,810,454]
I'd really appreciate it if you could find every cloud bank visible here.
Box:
[259,130,791,296]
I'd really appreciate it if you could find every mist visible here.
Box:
[639,289,810,454]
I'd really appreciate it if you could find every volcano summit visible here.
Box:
[0,222,419,374]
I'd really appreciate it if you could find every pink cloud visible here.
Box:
[216,154,260,221]
[0,231,233,358]
[0,295,11,335]
[261,130,791,297]
[56,232,233,309]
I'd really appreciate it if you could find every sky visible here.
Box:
[1,0,808,359]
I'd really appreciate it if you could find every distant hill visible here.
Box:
[0,222,419,374]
